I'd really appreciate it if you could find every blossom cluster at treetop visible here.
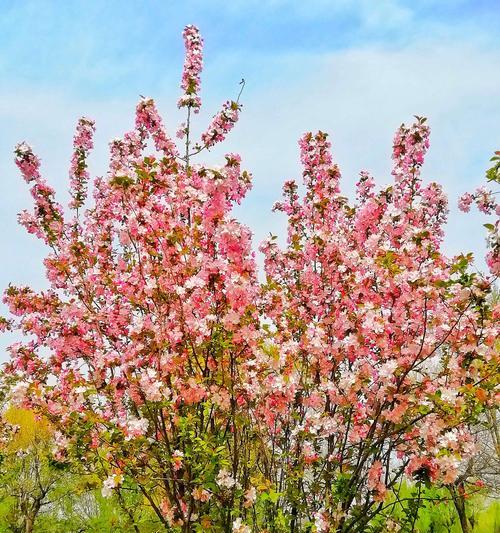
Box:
[1,25,498,533]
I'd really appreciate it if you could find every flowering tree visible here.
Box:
[3,25,260,531]
[257,121,498,530]
[2,24,499,533]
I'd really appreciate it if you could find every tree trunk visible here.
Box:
[450,485,471,533]
[25,514,35,533]
[25,498,42,533]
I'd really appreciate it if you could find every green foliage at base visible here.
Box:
[370,483,499,533]
[0,481,498,532]
[0,489,163,533]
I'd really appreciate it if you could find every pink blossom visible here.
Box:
[232,518,251,533]
[69,117,95,209]
[217,468,238,489]
[102,474,123,498]
[201,100,240,148]
[367,460,387,501]
[458,192,474,212]
[124,417,149,440]
[178,25,203,112]
[135,97,178,158]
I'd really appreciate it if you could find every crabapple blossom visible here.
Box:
[243,486,256,508]
[216,468,238,490]
[192,487,211,502]
[458,192,474,212]
[201,100,241,149]
[69,117,95,209]
[101,473,123,498]
[14,142,64,244]
[178,24,203,112]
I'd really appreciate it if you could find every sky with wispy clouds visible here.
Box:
[1,0,499,357]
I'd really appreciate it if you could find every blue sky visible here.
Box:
[2,1,499,93]
[1,0,500,357]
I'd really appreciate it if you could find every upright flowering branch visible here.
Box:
[177,24,203,113]
[69,117,95,210]
[14,142,64,245]
[391,116,430,208]
[201,100,241,149]
[135,97,179,159]
[107,97,179,177]
[197,80,244,153]
[177,24,203,167]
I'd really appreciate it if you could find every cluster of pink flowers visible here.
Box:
[14,141,41,182]
[486,233,500,274]
[177,24,203,112]
[108,130,143,174]
[367,461,387,502]
[135,97,179,158]
[201,100,241,149]
[391,117,430,208]
[392,117,430,172]
[459,187,498,215]
[14,142,64,243]
[458,191,474,212]
[458,181,499,275]
[69,117,95,209]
